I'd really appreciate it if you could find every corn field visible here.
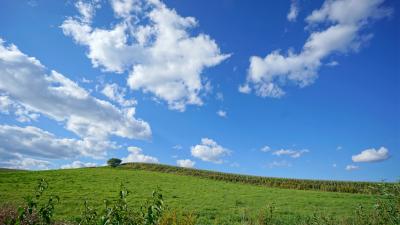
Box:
[121,163,396,195]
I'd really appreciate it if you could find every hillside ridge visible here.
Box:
[119,162,392,194]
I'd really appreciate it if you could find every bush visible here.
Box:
[107,158,122,168]
[0,178,59,225]
[76,184,173,225]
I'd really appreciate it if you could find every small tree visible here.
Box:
[107,158,122,167]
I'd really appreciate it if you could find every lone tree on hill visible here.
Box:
[107,158,122,167]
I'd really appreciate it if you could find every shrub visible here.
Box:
[0,178,59,225]
[20,178,59,225]
[77,184,167,225]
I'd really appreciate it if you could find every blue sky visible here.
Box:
[0,0,398,181]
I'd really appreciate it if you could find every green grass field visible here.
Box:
[0,166,381,224]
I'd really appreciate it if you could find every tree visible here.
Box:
[107,158,122,167]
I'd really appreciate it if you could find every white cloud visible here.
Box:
[0,125,113,159]
[0,39,151,142]
[0,38,152,166]
[216,92,224,101]
[260,145,271,152]
[0,95,12,114]
[346,164,359,171]
[238,84,251,94]
[14,107,40,123]
[75,0,100,23]
[81,77,92,83]
[101,83,136,107]
[191,138,230,164]
[27,0,38,7]
[0,153,51,170]
[217,110,227,118]
[122,146,159,163]
[61,0,230,111]
[326,61,339,66]
[352,146,389,162]
[272,148,309,158]
[242,0,391,98]
[110,0,141,18]
[332,163,337,168]
[305,0,391,25]
[172,144,182,150]
[287,0,299,22]
[230,162,240,168]
[60,160,97,169]
[336,145,343,150]
[268,160,292,168]
[0,95,40,122]
[176,159,195,168]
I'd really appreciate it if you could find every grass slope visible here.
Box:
[0,166,378,224]
[0,168,24,172]
[120,163,387,194]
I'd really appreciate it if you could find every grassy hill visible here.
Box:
[0,168,24,172]
[1,164,392,224]
[120,163,387,194]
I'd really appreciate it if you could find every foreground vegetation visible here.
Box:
[0,166,398,224]
[121,163,396,194]
[1,178,399,225]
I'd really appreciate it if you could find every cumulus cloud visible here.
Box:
[176,159,195,168]
[172,145,182,150]
[191,138,230,163]
[61,0,230,111]
[0,95,40,122]
[216,92,224,101]
[238,84,251,94]
[346,164,359,171]
[217,110,227,118]
[272,148,309,158]
[352,147,389,162]
[60,160,97,169]
[122,146,159,163]
[326,61,339,66]
[75,0,100,23]
[268,160,292,168]
[101,83,136,107]
[241,0,391,98]
[230,162,240,168]
[305,0,391,24]
[0,125,113,160]
[110,0,141,18]
[287,0,299,22]
[0,95,11,113]
[0,153,51,170]
[0,39,151,142]
[260,145,271,152]
[0,38,152,168]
